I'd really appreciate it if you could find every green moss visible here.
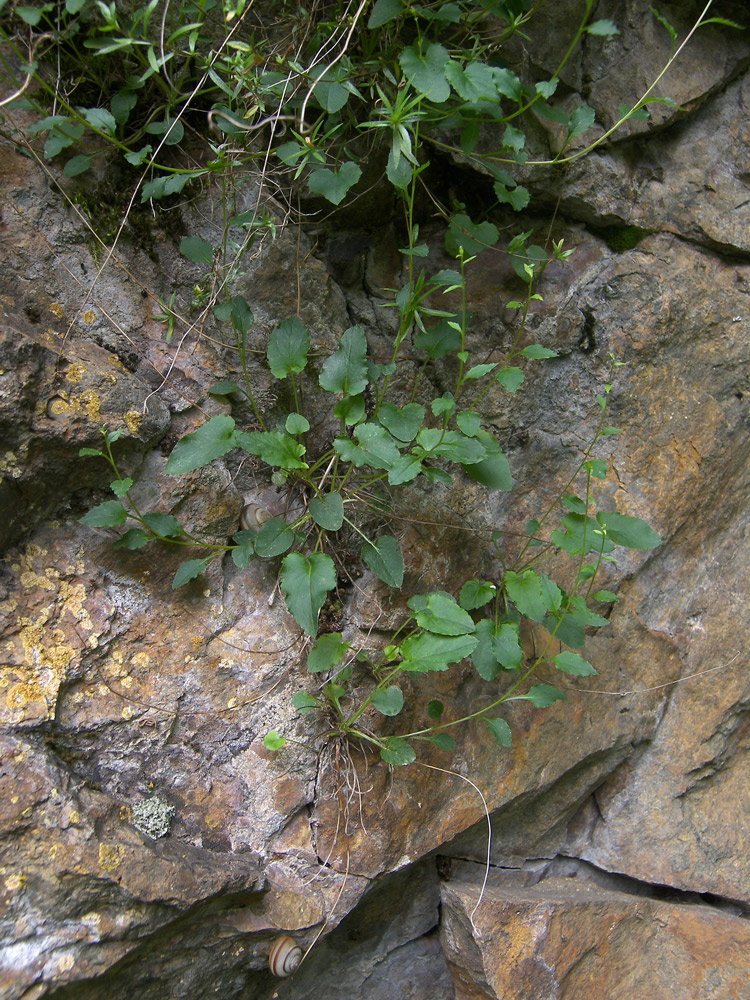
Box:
[599,224,653,253]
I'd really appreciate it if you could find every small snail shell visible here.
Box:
[268,935,302,978]
[240,503,273,532]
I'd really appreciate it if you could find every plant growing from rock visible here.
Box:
[3,0,730,764]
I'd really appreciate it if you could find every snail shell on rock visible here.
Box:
[240,503,273,531]
[268,935,302,977]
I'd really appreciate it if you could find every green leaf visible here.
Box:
[286,413,310,435]
[428,700,444,720]
[430,395,456,419]
[426,733,456,751]
[550,513,614,555]
[372,685,404,716]
[445,60,498,101]
[64,154,91,177]
[292,691,319,713]
[456,411,481,437]
[308,162,362,206]
[111,90,136,124]
[650,5,677,44]
[446,214,499,257]
[172,557,212,589]
[112,528,151,550]
[16,6,45,24]
[494,181,530,211]
[586,18,619,35]
[308,632,349,673]
[504,569,560,622]
[462,431,512,491]
[597,512,661,549]
[377,402,424,442]
[368,0,403,28]
[492,67,523,102]
[517,683,566,708]
[416,428,485,465]
[594,589,619,602]
[125,145,153,166]
[110,477,133,498]
[254,517,295,557]
[235,430,307,470]
[80,500,129,527]
[496,367,524,392]
[362,535,404,588]
[401,632,478,673]
[280,552,337,637]
[267,317,310,379]
[414,317,462,359]
[414,593,475,636]
[79,448,104,458]
[399,43,450,102]
[309,492,344,531]
[521,344,558,359]
[165,415,236,474]
[207,380,241,396]
[562,495,587,514]
[264,730,287,749]
[81,106,116,135]
[472,619,523,679]
[141,174,193,202]
[459,579,495,611]
[319,326,369,396]
[180,235,213,264]
[554,651,597,676]
[335,423,400,471]
[568,105,596,138]
[231,531,255,567]
[142,513,185,537]
[388,454,423,485]
[380,736,416,767]
[465,363,497,380]
[334,394,366,425]
[585,458,608,479]
[145,117,184,145]
[484,717,512,748]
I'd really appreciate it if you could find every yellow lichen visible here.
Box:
[123,409,141,434]
[98,844,124,871]
[79,389,101,420]
[65,363,87,384]
[49,302,65,318]
[83,309,97,324]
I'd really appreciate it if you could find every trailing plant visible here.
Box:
[3,0,729,764]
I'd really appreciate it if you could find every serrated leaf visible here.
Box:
[142,513,185,537]
[446,213,499,257]
[79,500,129,527]
[415,593,475,636]
[459,579,495,611]
[362,534,404,588]
[309,492,344,531]
[372,685,404,716]
[586,18,619,35]
[518,683,566,708]
[308,161,362,206]
[416,428,485,465]
[235,430,307,470]
[377,401,424,442]
[492,67,523,102]
[308,632,349,673]
[380,736,416,766]
[180,234,213,264]
[110,478,133,498]
[280,552,337,637]
[472,619,522,679]
[568,105,596,138]
[494,181,530,212]
[335,422,400,471]
[81,106,116,135]
[399,43,450,102]
[456,411,481,437]
[445,60,497,101]
[496,367,524,392]
[112,528,151,550]
[264,730,287,749]
[401,632,478,673]
[597,512,662,549]
[554,650,597,676]
[504,569,556,622]
[485,717,512,747]
[319,325,369,396]
[254,517,294,557]
[521,344,558,359]
[172,557,212,589]
[267,317,310,379]
[165,414,236,474]
[388,454,423,485]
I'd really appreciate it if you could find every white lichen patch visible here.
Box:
[130,797,175,839]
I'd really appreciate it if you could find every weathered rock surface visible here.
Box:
[2,2,750,998]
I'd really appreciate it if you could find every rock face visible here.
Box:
[2,3,750,999]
